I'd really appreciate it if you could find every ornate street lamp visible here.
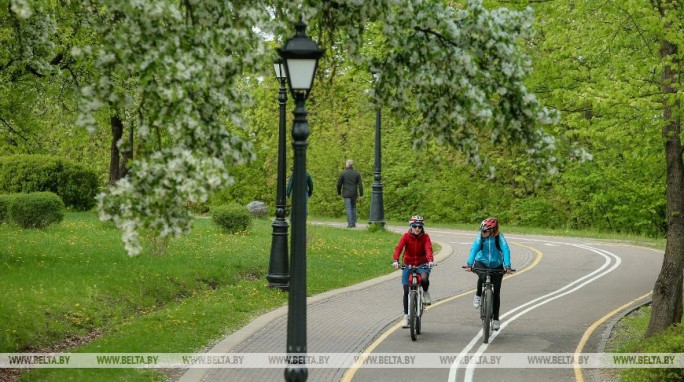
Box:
[368,68,385,227]
[267,59,290,291]
[277,19,324,382]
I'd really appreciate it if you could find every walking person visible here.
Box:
[336,159,363,228]
[392,216,434,328]
[464,217,512,331]
[286,171,313,216]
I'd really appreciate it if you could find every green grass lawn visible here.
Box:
[603,305,684,382]
[0,212,401,381]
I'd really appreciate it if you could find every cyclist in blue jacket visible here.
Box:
[464,217,512,331]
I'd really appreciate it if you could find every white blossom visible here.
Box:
[64,0,563,255]
[10,0,33,19]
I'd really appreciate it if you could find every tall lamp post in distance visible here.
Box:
[266,59,290,291]
[277,20,324,382]
[368,68,385,227]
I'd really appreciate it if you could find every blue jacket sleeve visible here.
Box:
[467,235,481,265]
[499,233,511,268]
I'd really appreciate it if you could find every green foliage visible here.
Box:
[0,194,12,223]
[185,201,210,215]
[509,197,565,229]
[622,364,684,382]
[211,204,252,233]
[0,155,100,210]
[367,222,386,233]
[8,192,65,228]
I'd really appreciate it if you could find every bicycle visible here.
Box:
[463,266,515,344]
[402,264,431,341]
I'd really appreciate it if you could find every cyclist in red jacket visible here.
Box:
[393,216,435,328]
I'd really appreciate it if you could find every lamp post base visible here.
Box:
[266,274,289,291]
[368,181,385,227]
[285,366,308,382]
[267,216,289,291]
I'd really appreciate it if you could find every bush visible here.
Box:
[211,204,252,233]
[0,194,12,223]
[185,201,210,214]
[8,192,65,228]
[0,155,100,210]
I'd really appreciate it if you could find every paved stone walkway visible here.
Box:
[179,223,536,382]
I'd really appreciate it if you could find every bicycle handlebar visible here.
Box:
[462,266,516,273]
[401,264,432,270]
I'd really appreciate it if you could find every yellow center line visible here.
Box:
[573,291,652,382]
[341,242,542,382]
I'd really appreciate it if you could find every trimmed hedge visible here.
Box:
[211,204,252,233]
[8,192,65,228]
[0,155,99,210]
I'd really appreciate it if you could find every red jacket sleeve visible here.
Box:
[393,233,408,261]
[424,233,434,262]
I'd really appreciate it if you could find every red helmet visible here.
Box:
[409,215,424,227]
[480,217,498,234]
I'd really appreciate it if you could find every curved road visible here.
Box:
[184,224,662,382]
[347,227,661,382]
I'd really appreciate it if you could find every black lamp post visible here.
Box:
[368,68,385,227]
[277,20,324,382]
[266,59,290,291]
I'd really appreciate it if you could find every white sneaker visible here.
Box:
[401,314,409,328]
[493,320,500,331]
[473,295,481,308]
[422,291,432,305]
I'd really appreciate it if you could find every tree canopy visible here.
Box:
[5,0,571,255]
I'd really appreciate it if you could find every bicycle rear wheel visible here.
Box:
[409,291,418,341]
[482,288,493,344]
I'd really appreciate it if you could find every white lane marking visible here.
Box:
[448,243,621,382]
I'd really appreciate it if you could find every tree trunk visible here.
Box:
[109,109,124,185]
[120,147,132,179]
[119,122,134,179]
[645,35,684,337]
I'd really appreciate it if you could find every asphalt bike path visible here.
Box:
[349,234,662,382]
[179,223,662,382]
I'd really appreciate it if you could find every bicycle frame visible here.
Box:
[464,266,514,344]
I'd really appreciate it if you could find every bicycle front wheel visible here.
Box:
[483,288,493,344]
[409,291,418,341]
[416,293,422,335]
